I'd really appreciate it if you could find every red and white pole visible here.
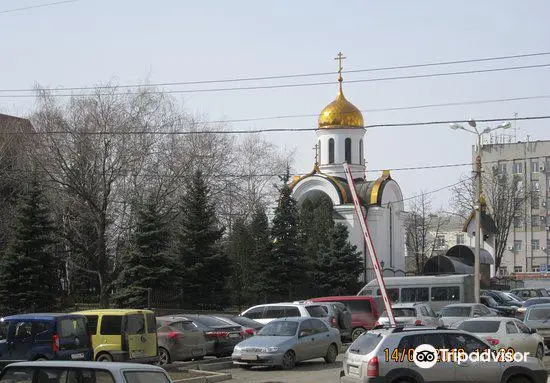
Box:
[343,163,396,327]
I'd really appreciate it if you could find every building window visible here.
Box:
[498,162,507,174]
[531,160,540,173]
[532,265,540,272]
[498,266,508,276]
[532,215,540,229]
[328,138,334,164]
[513,161,523,174]
[532,180,540,192]
[435,235,446,248]
[456,234,464,245]
[514,217,522,229]
[344,138,352,164]
[359,139,363,165]
[532,239,540,250]
[516,180,524,192]
[532,194,540,209]
[514,266,523,273]
[513,240,522,251]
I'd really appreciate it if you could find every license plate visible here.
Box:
[229,333,240,338]
[241,354,257,361]
[348,365,359,375]
[71,353,85,360]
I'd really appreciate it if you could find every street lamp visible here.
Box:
[449,119,511,303]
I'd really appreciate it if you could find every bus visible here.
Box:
[357,274,475,313]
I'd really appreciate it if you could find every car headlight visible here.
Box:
[233,346,242,352]
[262,346,279,353]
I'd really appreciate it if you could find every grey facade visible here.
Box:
[478,139,550,275]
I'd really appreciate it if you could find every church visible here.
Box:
[290,53,406,284]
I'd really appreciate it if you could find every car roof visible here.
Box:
[2,313,85,320]
[442,303,478,308]
[390,303,422,308]
[456,317,510,322]
[5,361,166,371]
[310,296,372,301]
[526,303,550,310]
[157,315,192,321]
[511,288,542,291]
[248,303,320,308]
[73,309,154,315]
[268,317,312,323]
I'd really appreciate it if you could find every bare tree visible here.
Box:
[31,87,179,307]
[404,193,447,274]
[452,169,530,271]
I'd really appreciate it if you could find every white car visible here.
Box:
[240,303,329,325]
[455,317,545,360]
[377,302,443,327]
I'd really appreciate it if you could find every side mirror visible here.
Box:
[530,328,537,334]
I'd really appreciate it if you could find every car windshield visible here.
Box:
[440,306,472,317]
[482,296,498,306]
[189,316,231,327]
[349,332,383,355]
[229,316,262,327]
[539,290,549,297]
[524,298,550,307]
[258,321,298,336]
[381,308,415,317]
[457,320,500,333]
[528,308,550,321]
[493,291,514,302]
[306,306,328,317]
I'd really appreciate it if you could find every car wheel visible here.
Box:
[507,376,532,383]
[281,351,296,370]
[157,347,170,366]
[96,353,114,362]
[352,327,366,340]
[536,344,544,360]
[324,344,338,364]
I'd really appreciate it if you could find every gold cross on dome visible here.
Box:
[334,51,346,82]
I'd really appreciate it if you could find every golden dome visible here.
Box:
[318,87,364,129]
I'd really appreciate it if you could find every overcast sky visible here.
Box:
[1,0,550,209]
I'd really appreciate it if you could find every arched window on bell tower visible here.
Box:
[359,139,364,165]
[345,138,352,164]
[328,138,335,164]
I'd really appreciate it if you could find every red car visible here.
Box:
[308,296,382,340]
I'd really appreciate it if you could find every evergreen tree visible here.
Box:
[227,218,254,309]
[268,170,306,301]
[249,205,271,303]
[298,195,334,295]
[314,224,364,296]
[177,170,229,309]
[114,196,177,308]
[0,177,60,314]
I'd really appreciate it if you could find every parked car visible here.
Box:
[439,303,495,328]
[231,317,341,370]
[503,291,525,304]
[510,288,550,300]
[480,295,517,317]
[0,361,174,383]
[155,316,208,365]
[376,303,443,327]
[524,303,550,348]
[182,314,243,357]
[240,303,329,325]
[455,317,545,359]
[304,301,352,341]
[73,309,157,363]
[516,297,550,319]
[211,315,263,337]
[482,290,522,308]
[0,313,93,363]
[309,296,381,340]
[340,326,547,383]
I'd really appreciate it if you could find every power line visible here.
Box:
[3,51,550,92]
[2,115,548,135]
[202,94,550,125]
[0,0,79,15]
[3,63,550,98]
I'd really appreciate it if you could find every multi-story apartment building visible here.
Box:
[479,138,550,276]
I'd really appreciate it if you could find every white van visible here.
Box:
[357,274,474,313]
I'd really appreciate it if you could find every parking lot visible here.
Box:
[212,355,550,383]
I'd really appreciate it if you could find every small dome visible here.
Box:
[318,88,364,129]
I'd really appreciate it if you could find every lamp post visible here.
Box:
[450,119,511,303]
